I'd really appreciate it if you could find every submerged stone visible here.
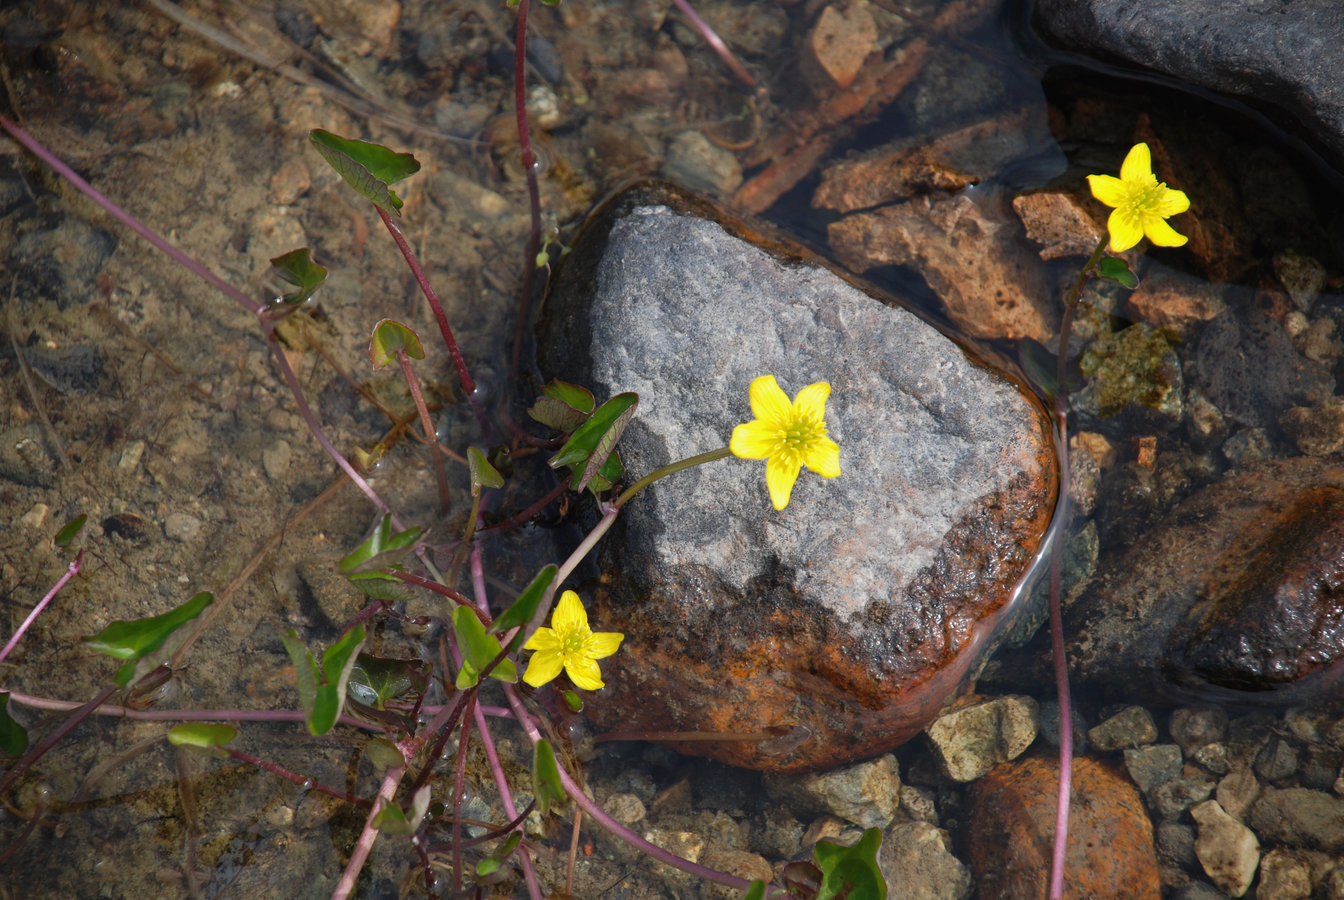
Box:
[537,183,1057,772]
[1067,457,1344,702]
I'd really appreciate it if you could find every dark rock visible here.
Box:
[1066,458,1344,701]
[537,183,1057,772]
[11,216,116,309]
[1032,0,1344,169]
[1250,788,1344,852]
[1195,307,1334,428]
[964,755,1161,899]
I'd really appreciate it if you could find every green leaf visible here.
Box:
[739,882,767,900]
[270,248,328,305]
[586,449,624,496]
[345,575,415,605]
[532,738,565,815]
[477,832,523,877]
[452,607,517,689]
[347,653,430,709]
[339,515,423,576]
[815,827,886,900]
[369,318,424,368]
[167,722,237,757]
[310,130,420,214]
[0,693,28,757]
[549,392,638,492]
[468,446,505,497]
[84,592,213,662]
[1097,255,1139,289]
[364,736,406,771]
[53,514,87,549]
[527,380,595,432]
[280,625,366,735]
[373,784,430,835]
[488,565,557,643]
[560,690,583,713]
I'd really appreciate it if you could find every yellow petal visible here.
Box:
[551,590,590,635]
[731,419,780,459]
[1086,173,1127,208]
[793,381,832,423]
[765,453,800,510]
[1142,215,1188,247]
[565,656,605,691]
[748,375,791,426]
[523,649,564,687]
[1119,142,1152,184]
[801,436,841,479]
[1106,208,1143,253]
[585,631,624,659]
[1156,186,1190,217]
[522,626,559,652]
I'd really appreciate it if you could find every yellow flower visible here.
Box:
[522,590,623,691]
[730,374,841,510]
[1086,142,1190,253]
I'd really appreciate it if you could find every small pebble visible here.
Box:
[1125,744,1183,793]
[163,512,203,543]
[1089,706,1158,751]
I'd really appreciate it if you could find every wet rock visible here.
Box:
[1191,799,1260,897]
[1255,737,1300,783]
[1012,189,1103,260]
[922,694,1038,782]
[878,820,971,900]
[1216,769,1261,823]
[1033,0,1344,169]
[1280,400,1344,457]
[663,131,743,195]
[1250,788,1344,852]
[1171,709,1230,755]
[0,424,58,488]
[1065,458,1344,700]
[163,511,203,543]
[800,1,879,94]
[1073,321,1183,431]
[763,753,900,829]
[538,183,1057,772]
[1195,306,1334,429]
[1124,265,1227,335]
[1151,768,1216,821]
[964,755,1160,899]
[816,114,1047,215]
[1088,706,1158,752]
[24,344,106,394]
[12,216,117,309]
[1259,849,1314,900]
[828,190,1058,342]
[698,848,772,900]
[1275,252,1327,313]
[1125,744,1182,794]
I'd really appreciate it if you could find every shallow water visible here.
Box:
[2,0,1343,896]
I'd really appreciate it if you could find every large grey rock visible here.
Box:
[1033,0,1344,168]
[537,183,1056,772]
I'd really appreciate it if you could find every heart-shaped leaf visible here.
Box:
[452,607,517,689]
[280,625,366,735]
[339,515,423,576]
[489,565,557,647]
[814,826,886,900]
[270,248,328,305]
[369,319,424,368]
[532,738,565,815]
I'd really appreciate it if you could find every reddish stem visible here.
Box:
[669,0,757,89]
[375,207,492,439]
[396,347,451,515]
[510,0,544,381]
[0,548,81,666]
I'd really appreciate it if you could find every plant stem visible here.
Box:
[3,691,372,729]
[374,208,492,439]
[669,0,757,89]
[616,446,732,507]
[0,117,263,316]
[0,548,81,667]
[396,348,451,515]
[502,684,765,894]
[1047,234,1104,900]
[330,765,405,900]
[225,747,363,805]
[510,0,544,382]
[0,684,118,799]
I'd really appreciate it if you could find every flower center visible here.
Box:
[559,627,589,657]
[781,415,824,451]
[1127,177,1166,213]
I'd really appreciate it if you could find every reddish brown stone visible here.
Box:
[1069,457,1344,700]
[965,756,1161,899]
